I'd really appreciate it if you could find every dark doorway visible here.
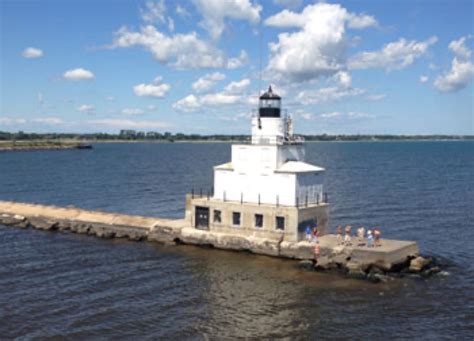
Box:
[195,206,210,230]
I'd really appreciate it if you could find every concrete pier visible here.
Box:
[0,201,421,279]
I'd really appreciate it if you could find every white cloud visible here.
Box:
[201,93,240,106]
[366,93,386,101]
[168,17,175,31]
[320,111,372,120]
[141,0,166,24]
[299,112,314,120]
[434,57,474,92]
[174,78,252,112]
[347,111,371,119]
[434,36,474,92]
[173,91,241,112]
[173,94,201,112]
[347,13,378,29]
[32,117,64,125]
[192,72,226,92]
[419,75,429,83]
[348,36,438,71]
[110,25,227,69]
[121,108,144,116]
[193,0,261,39]
[22,47,43,58]
[87,119,169,129]
[0,117,28,125]
[321,112,342,119]
[63,68,95,80]
[264,3,376,83]
[77,104,95,113]
[334,71,351,88]
[449,35,472,59]
[224,78,251,93]
[106,96,116,101]
[133,76,171,98]
[297,86,365,105]
[227,50,248,69]
[176,4,190,17]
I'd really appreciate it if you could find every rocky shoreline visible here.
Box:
[298,254,442,283]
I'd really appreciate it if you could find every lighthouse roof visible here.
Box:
[259,85,281,100]
[275,161,325,174]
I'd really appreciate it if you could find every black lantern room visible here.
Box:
[259,85,281,118]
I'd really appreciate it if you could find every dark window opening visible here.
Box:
[255,214,263,228]
[213,210,221,223]
[233,212,241,226]
[276,216,285,230]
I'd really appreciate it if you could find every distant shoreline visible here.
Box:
[1,132,473,147]
[0,141,92,152]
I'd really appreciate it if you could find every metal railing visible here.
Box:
[190,188,329,207]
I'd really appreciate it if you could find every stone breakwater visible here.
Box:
[0,201,437,282]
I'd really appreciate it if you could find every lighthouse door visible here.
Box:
[195,206,210,230]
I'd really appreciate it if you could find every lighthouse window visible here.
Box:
[232,212,241,226]
[276,216,285,230]
[255,214,263,228]
[213,210,221,223]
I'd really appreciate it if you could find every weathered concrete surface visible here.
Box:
[0,201,423,279]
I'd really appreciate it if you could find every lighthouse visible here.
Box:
[186,86,329,242]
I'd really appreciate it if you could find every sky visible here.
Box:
[0,0,473,135]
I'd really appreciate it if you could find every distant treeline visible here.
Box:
[0,131,472,142]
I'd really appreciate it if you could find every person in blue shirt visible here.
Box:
[306,225,312,242]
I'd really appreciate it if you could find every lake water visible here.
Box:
[0,141,473,339]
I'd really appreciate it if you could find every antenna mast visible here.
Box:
[258,21,263,99]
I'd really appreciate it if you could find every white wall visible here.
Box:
[214,169,297,206]
[251,117,285,145]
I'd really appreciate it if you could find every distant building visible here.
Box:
[119,130,136,138]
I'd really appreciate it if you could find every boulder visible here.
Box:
[279,241,314,259]
[0,214,28,228]
[28,217,58,231]
[148,224,182,244]
[298,260,315,270]
[345,261,367,279]
[420,266,441,278]
[409,256,432,272]
[248,237,280,257]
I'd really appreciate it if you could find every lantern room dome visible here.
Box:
[259,85,281,118]
[259,85,281,100]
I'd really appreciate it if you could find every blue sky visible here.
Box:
[1,0,473,135]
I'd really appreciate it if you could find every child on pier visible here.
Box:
[357,226,366,246]
[344,225,352,245]
[367,230,374,248]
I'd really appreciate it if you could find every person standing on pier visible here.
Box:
[367,230,374,248]
[374,228,381,247]
[306,225,312,242]
[344,225,352,245]
[312,227,319,244]
[336,225,343,245]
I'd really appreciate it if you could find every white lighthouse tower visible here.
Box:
[186,86,329,242]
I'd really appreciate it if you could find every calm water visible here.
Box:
[0,141,473,339]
